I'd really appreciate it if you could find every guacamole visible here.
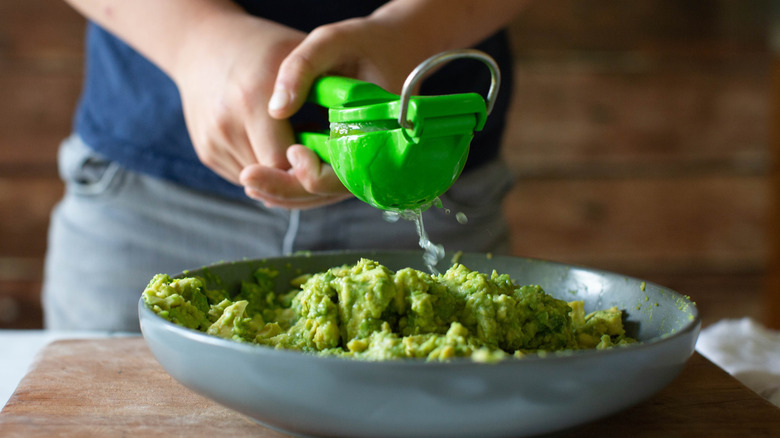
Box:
[143,259,634,362]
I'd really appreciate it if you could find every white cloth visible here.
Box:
[695,318,780,407]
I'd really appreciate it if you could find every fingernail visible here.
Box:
[287,151,299,168]
[268,87,289,113]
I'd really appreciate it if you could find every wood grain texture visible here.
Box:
[764,55,780,330]
[0,280,43,329]
[0,0,85,171]
[0,339,284,437]
[0,338,778,437]
[0,0,85,60]
[503,56,769,175]
[0,177,63,258]
[504,176,768,270]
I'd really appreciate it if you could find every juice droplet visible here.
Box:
[382,210,401,223]
[329,120,400,139]
[455,212,468,224]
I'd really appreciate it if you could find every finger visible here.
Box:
[240,165,351,209]
[245,186,350,210]
[196,141,245,185]
[215,71,292,171]
[240,146,350,198]
[267,23,355,120]
[245,115,295,170]
[214,124,257,171]
[191,103,258,172]
[287,145,350,195]
[239,164,315,200]
[239,163,351,202]
[225,128,257,168]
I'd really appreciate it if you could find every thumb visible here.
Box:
[267,26,345,120]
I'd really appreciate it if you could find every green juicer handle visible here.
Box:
[296,76,397,162]
[297,131,330,161]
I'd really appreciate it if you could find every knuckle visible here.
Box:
[280,52,315,80]
[299,173,331,195]
[308,23,338,41]
[298,178,319,194]
[211,106,234,137]
[197,148,219,168]
[192,134,223,169]
[310,21,352,43]
[231,82,263,116]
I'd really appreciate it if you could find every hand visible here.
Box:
[239,144,353,209]
[171,12,350,209]
[64,0,354,209]
[240,16,432,209]
[171,13,301,186]
[264,17,427,120]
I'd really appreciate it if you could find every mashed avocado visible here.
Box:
[143,259,635,362]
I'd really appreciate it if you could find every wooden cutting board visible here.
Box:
[1,338,779,437]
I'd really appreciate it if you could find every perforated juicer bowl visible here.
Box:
[328,127,472,210]
[299,49,501,211]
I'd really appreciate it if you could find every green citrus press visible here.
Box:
[297,49,501,211]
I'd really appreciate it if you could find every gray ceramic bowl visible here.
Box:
[139,250,700,438]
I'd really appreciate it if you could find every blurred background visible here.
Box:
[0,0,776,329]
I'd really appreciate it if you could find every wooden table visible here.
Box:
[1,338,779,437]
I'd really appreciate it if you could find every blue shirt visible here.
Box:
[74,1,512,201]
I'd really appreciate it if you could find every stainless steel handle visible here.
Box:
[398,49,501,130]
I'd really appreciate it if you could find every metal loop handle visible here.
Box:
[398,49,501,130]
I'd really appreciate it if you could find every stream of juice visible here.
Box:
[383,199,467,275]
[383,208,444,274]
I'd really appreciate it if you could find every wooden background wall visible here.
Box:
[503,1,773,327]
[0,1,773,329]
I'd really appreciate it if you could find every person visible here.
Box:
[43,0,528,331]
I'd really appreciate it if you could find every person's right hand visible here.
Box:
[63,0,352,208]
[171,12,304,186]
[171,11,354,208]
